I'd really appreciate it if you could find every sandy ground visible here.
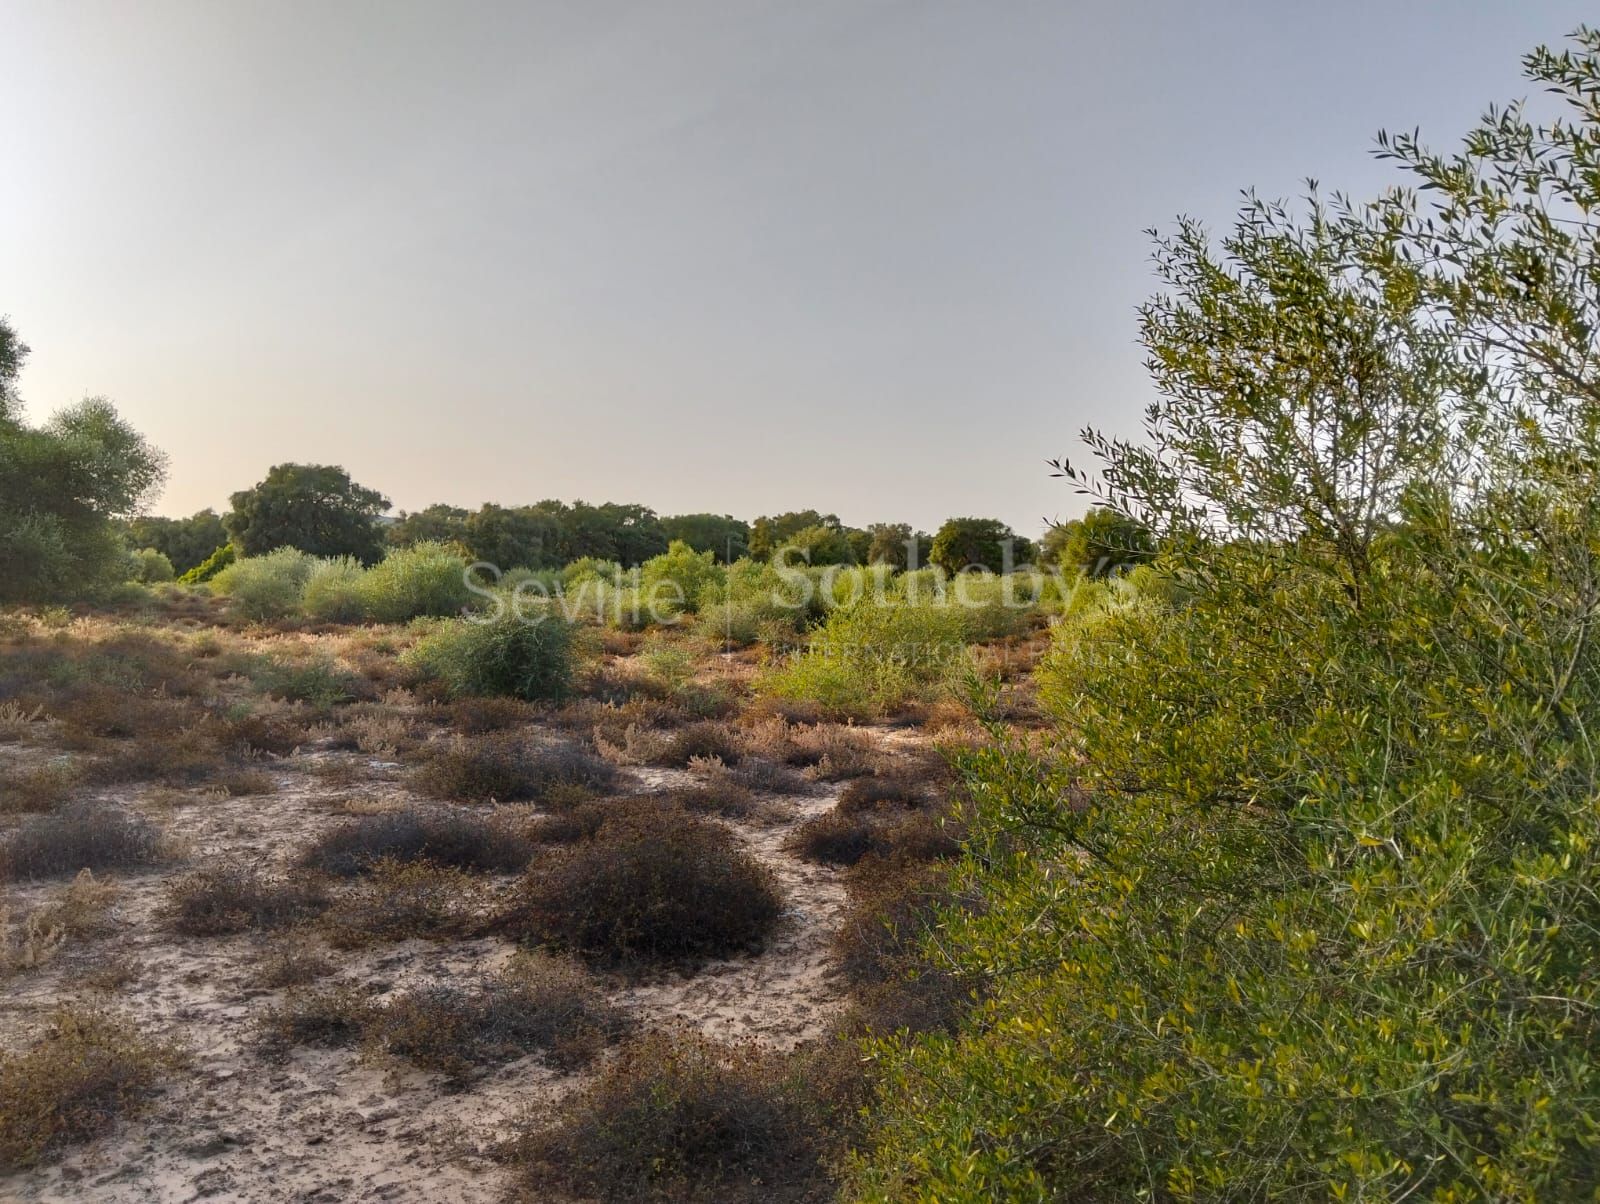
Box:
[0,725,876,1204]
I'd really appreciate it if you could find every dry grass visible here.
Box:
[0,1006,184,1171]
[298,806,532,877]
[0,803,167,881]
[164,862,330,936]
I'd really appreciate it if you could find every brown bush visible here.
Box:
[0,762,81,815]
[0,1006,184,1171]
[372,956,628,1082]
[298,807,531,877]
[215,710,308,758]
[451,696,538,734]
[414,735,617,804]
[835,773,927,815]
[787,807,959,868]
[82,724,224,787]
[656,720,746,767]
[507,1030,828,1204]
[165,863,330,936]
[255,983,376,1052]
[249,945,335,990]
[320,861,481,948]
[0,803,166,881]
[497,807,782,964]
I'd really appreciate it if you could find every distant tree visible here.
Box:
[1041,507,1155,578]
[776,523,858,566]
[224,464,389,563]
[462,504,562,571]
[596,502,669,567]
[929,517,1027,575]
[661,513,750,563]
[749,510,839,560]
[866,522,933,569]
[0,325,168,601]
[387,503,469,549]
[124,509,228,575]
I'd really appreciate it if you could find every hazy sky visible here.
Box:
[3,1,1592,536]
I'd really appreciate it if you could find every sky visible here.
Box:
[2,1,1594,537]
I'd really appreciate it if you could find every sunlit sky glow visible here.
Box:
[3,1,1591,535]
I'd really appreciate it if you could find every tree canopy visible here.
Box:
[224,463,390,563]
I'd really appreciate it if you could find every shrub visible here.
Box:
[787,808,958,867]
[127,547,174,584]
[836,773,927,814]
[507,1030,827,1204]
[0,803,165,881]
[638,541,722,619]
[450,695,538,733]
[177,542,234,585]
[497,805,782,963]
[255,983,376,1052]
[250,654,361,709]
[300,556,368,622]
[249,945,335,990]
[406,610,576,702]
[0,1006,184,1171]
[414,735,616,804]
[319,860,479,948]
[760,601,970,720]
[371,955,627,1081]
[0,762,81,814]
[165,863,330,936]
[360,541,470,622]
[211,547,314,620]
[297,807,531,877]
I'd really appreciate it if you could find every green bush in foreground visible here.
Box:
[211,546,313,620]
[406,609,577,702]
[848,35,1600,1202]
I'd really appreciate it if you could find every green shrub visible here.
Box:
[360,540,469,622]
[126,547,174,584]
[406,609,577,702]
[178,541,234,585]
[761,601,970,720]
[639,540,722,618]
[300,556,368,622]
[211,547,314,620]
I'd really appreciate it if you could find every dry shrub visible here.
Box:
[0,871,118,975]
[82,724,224,787]
[0,702,43,743]
[249,944,335,990]
[55,688,198,748]
[0,1006,184,1171]
[451,696,539,734]
[831,860,977,1036]
[216,710,307,758]
[744,720,879,780]
[835,773,928,815]
[320,860,481,948]
[787,808,959,868]
[0,803,165,881]
[255,982,376,1052]
[498,806,782,964]
[298,806,532,877]
[372,956,628,1082]
[662,781,760,820]
[0,762,81,815]
[211,767,277,797]
[507,1030,828,1204]
[719,757,812,797]
[165,862,330,936]
[414,735,617,804]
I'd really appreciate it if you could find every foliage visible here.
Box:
[177,541,234,585]
[761,600,970,720]
[223,462,389,563]
[0,355,168,602]
[638,540,722,617]
[126,547,174,584]
[211,547,314,620]
[1040,506,1155,577]
[865,522,932,569]
[851,34,1600,1202]
[406,609,577,702]
[300,555,368,622]
[359,540,470,621]
[661,512,751,562]
[122,509,227,574]
[927,517,1029,576]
